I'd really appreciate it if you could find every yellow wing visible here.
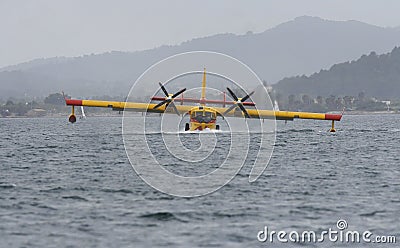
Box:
[212,106,342,121]
[65,98,192,113]
[65,98,342,121]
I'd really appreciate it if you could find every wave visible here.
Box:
[0,183,16,189]
[124,129,276,135]
[62,195,89,201]
[101,188,133,194]
[138,212,187,222]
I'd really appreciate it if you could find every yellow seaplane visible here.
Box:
[64,69,342,132]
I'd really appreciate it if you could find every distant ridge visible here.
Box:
[273,47,400,99]
[1,16,400,99]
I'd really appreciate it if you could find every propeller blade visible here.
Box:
[238,103,251,118]
[226,87,239,101]
[223,104,237,116]
[172,88,186,99]
[159,82,169,97]
[154,84,185,112]
[169,102,180,116]
[225,87,252,118]
[240,91,255,102]
[153,99,169,109]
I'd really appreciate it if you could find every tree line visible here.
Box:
[269,90,397,112]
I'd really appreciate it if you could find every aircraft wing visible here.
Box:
[65,98,194,114]
[65,98,342,121]
[211,106,342,121]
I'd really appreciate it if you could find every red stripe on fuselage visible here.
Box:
[151,96,255,106]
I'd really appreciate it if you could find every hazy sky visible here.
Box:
[1,0,400,67]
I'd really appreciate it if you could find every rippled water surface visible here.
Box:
[1,115,399,247]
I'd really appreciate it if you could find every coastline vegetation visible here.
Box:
[1,92,398,118]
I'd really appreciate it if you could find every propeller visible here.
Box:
[223,87,254,118]
[153,82,186,116]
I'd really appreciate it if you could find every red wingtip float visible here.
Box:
[64,69,343,132]
[63,92,77,123]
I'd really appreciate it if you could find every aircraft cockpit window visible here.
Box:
[193,111,215,123]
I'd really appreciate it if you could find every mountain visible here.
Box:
[273,47,400,99]
[1,16,400,99]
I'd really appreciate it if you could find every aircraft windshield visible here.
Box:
[192,111,215,123]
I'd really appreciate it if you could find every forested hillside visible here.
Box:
[274,47,400,99]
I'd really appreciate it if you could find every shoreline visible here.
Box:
[341,110,398,115]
